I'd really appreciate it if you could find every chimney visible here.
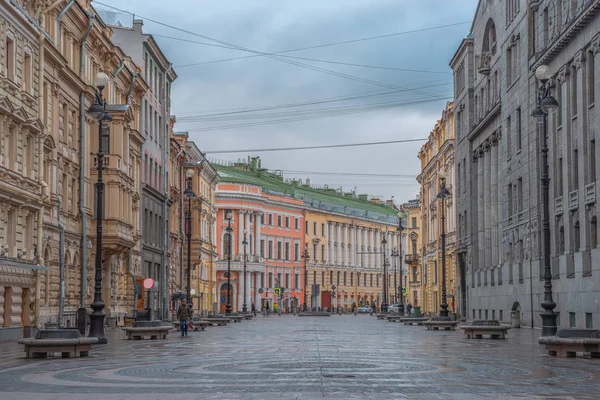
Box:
[133,19,144,33]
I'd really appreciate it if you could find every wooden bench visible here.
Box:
[423,318,459,331]
[539,328,600,357]
[400,317,428,325]
[460,320,510,339]
[18,329,98,359]
[242,314,254,320]
[200,318,230,326]
[122,326,171,340]
[375,314,388,320]
[387,315,403,322]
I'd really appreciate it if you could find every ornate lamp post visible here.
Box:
[397,215,405,315]
[437,170,451,318]
[184,172,196,304]
[381,232,388,313]
[532,64,559,337]
[301,244,309,311]
[87,72,111,345]
[391,250,398,304]
[225,212,233,315]
[242,230,248,313]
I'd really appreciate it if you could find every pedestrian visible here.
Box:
[251,302,256,316]
[265,301,270,316]
[177,299,192,337]
[406,303,413,315]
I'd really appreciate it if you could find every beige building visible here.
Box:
[400,197,422,310]
[417,102,457,316]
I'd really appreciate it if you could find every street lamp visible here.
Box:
[301,244,309,311]
[533,64,559,337]
[87,71,111,345]
[225,212,233,315]
[242,229,248,313]
[184,170,196,305]
[437,169,451,318]
[397,214,405,315]
[381,231,388,313]
[391,249,398,304]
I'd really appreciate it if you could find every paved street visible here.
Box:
[0,315,599,399]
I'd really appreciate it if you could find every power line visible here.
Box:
[279,170,418,178]
[94,2,452,96]
[176,83,452,121]
[163,22,470,67]
[152,34,451,75]
[204,138,427,154]
[184,96,451,132]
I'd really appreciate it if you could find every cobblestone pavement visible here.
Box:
[0,315,600,399]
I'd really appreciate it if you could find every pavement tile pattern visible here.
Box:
[0,315,599,399]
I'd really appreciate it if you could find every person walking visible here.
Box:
[265,301,270,317]
[177,299,192,337]
[251,302,256,316]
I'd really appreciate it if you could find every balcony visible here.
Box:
[555,196,563,216]
[476,51,492,75]
[585,182,596,205]
[569,190,579,211]
[405,254,419,264]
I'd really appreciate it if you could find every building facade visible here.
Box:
[418,102,457,316]
[452,0,600,327]
[109,19,177,320]
[0,0,45,340]
[184,141,218,314]
[401,196,422,309]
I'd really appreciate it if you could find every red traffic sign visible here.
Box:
[143,278,155,289]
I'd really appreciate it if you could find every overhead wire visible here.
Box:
[184,96,451,132]
[95,2,453,97]
[203,138,427,154]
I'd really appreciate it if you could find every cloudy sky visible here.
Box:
[96,0,478,204]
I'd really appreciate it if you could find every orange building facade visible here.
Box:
[215,183,306,312]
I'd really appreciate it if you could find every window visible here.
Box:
[5,35,15,80]
[313,222,317,235]
[589,50,596,105]
[330,270,333,284]
[305,221,308,232]
[23,51,32,92]
[294,243,299,261]
[294,218,299,230]
[586,313,593,329]
[321,245,325,262]
[506,115,512,158]
[499,310,503,321]
[261,214,265,225]
[516,107,522,151]
[337,271,341,285]
[260,239,265,257]
[313,271,317,284]
[285,273,289,289]
[357,272,360,286]
[313,243,318,261]
[268,241,273,259]
[285,242,290,260]
[412,266,417,282]
[573,149,579,189]
[517,178,523,213]
[222,232,231,258]
[411,217,417,228]
[268,272,273,288]
[277,273,282,287]
[322,271,325,285]
[277,242,282,260]
[590,140,596,184]
[268,214,273,226]
[572,65,578,116]
[412,239,417,255]
[506,47,512,86]
[294,273,299,289]
[344,272,347,285]
[569,312,576,328]
[433,261,438,284]
[322,223,325,236]
[350,272,354,286]
[285,216,289,228]
[370,273,373,287]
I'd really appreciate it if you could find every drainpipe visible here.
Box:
[58,196,65,327]
[126,73,138,105]
[56,0,75,47]
[113,58,126,78]
[180,156,186,298]
[79,12,94,309]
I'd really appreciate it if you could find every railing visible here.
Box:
[569,190,579,211]
[404,254,419,264]
[585,182,596,205]
[555,196,563,216]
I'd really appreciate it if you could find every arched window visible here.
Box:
[482,19,497,53]
[222,232,232,258]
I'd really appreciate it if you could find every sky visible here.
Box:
[95,0,478,204]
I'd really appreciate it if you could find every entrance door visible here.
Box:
[219,284,232,313]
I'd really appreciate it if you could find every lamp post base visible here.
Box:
[242,305,247,313]
[88,313,107,344]
[541,311,558,337]
[225,306,232,316]
[381,303,388,313]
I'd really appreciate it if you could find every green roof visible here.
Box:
[213,162,399,224]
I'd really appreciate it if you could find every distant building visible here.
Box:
[400,197,423,309]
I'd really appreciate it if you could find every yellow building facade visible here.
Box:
[417,102,457,316]
[401,197,422,310]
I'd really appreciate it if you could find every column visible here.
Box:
[329,222,334,265]
[254,272,261,311]
[337,223,342,265]
[477,148,485,274]
[255,212,262,258]
[245,212,251,256]
[375,230,381,269]
[491,134,499,267]
[369,229,375,268]
[344,224,349,266]
[238,210,244,257]
[246,270,252,310]
[351,226,356,267]
[356,226,363,268]
[484,141,492,273]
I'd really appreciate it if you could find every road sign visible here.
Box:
[258,288,264,294]
[143,278,154,289]
[402,287,407,295]
[274,288,281,296]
